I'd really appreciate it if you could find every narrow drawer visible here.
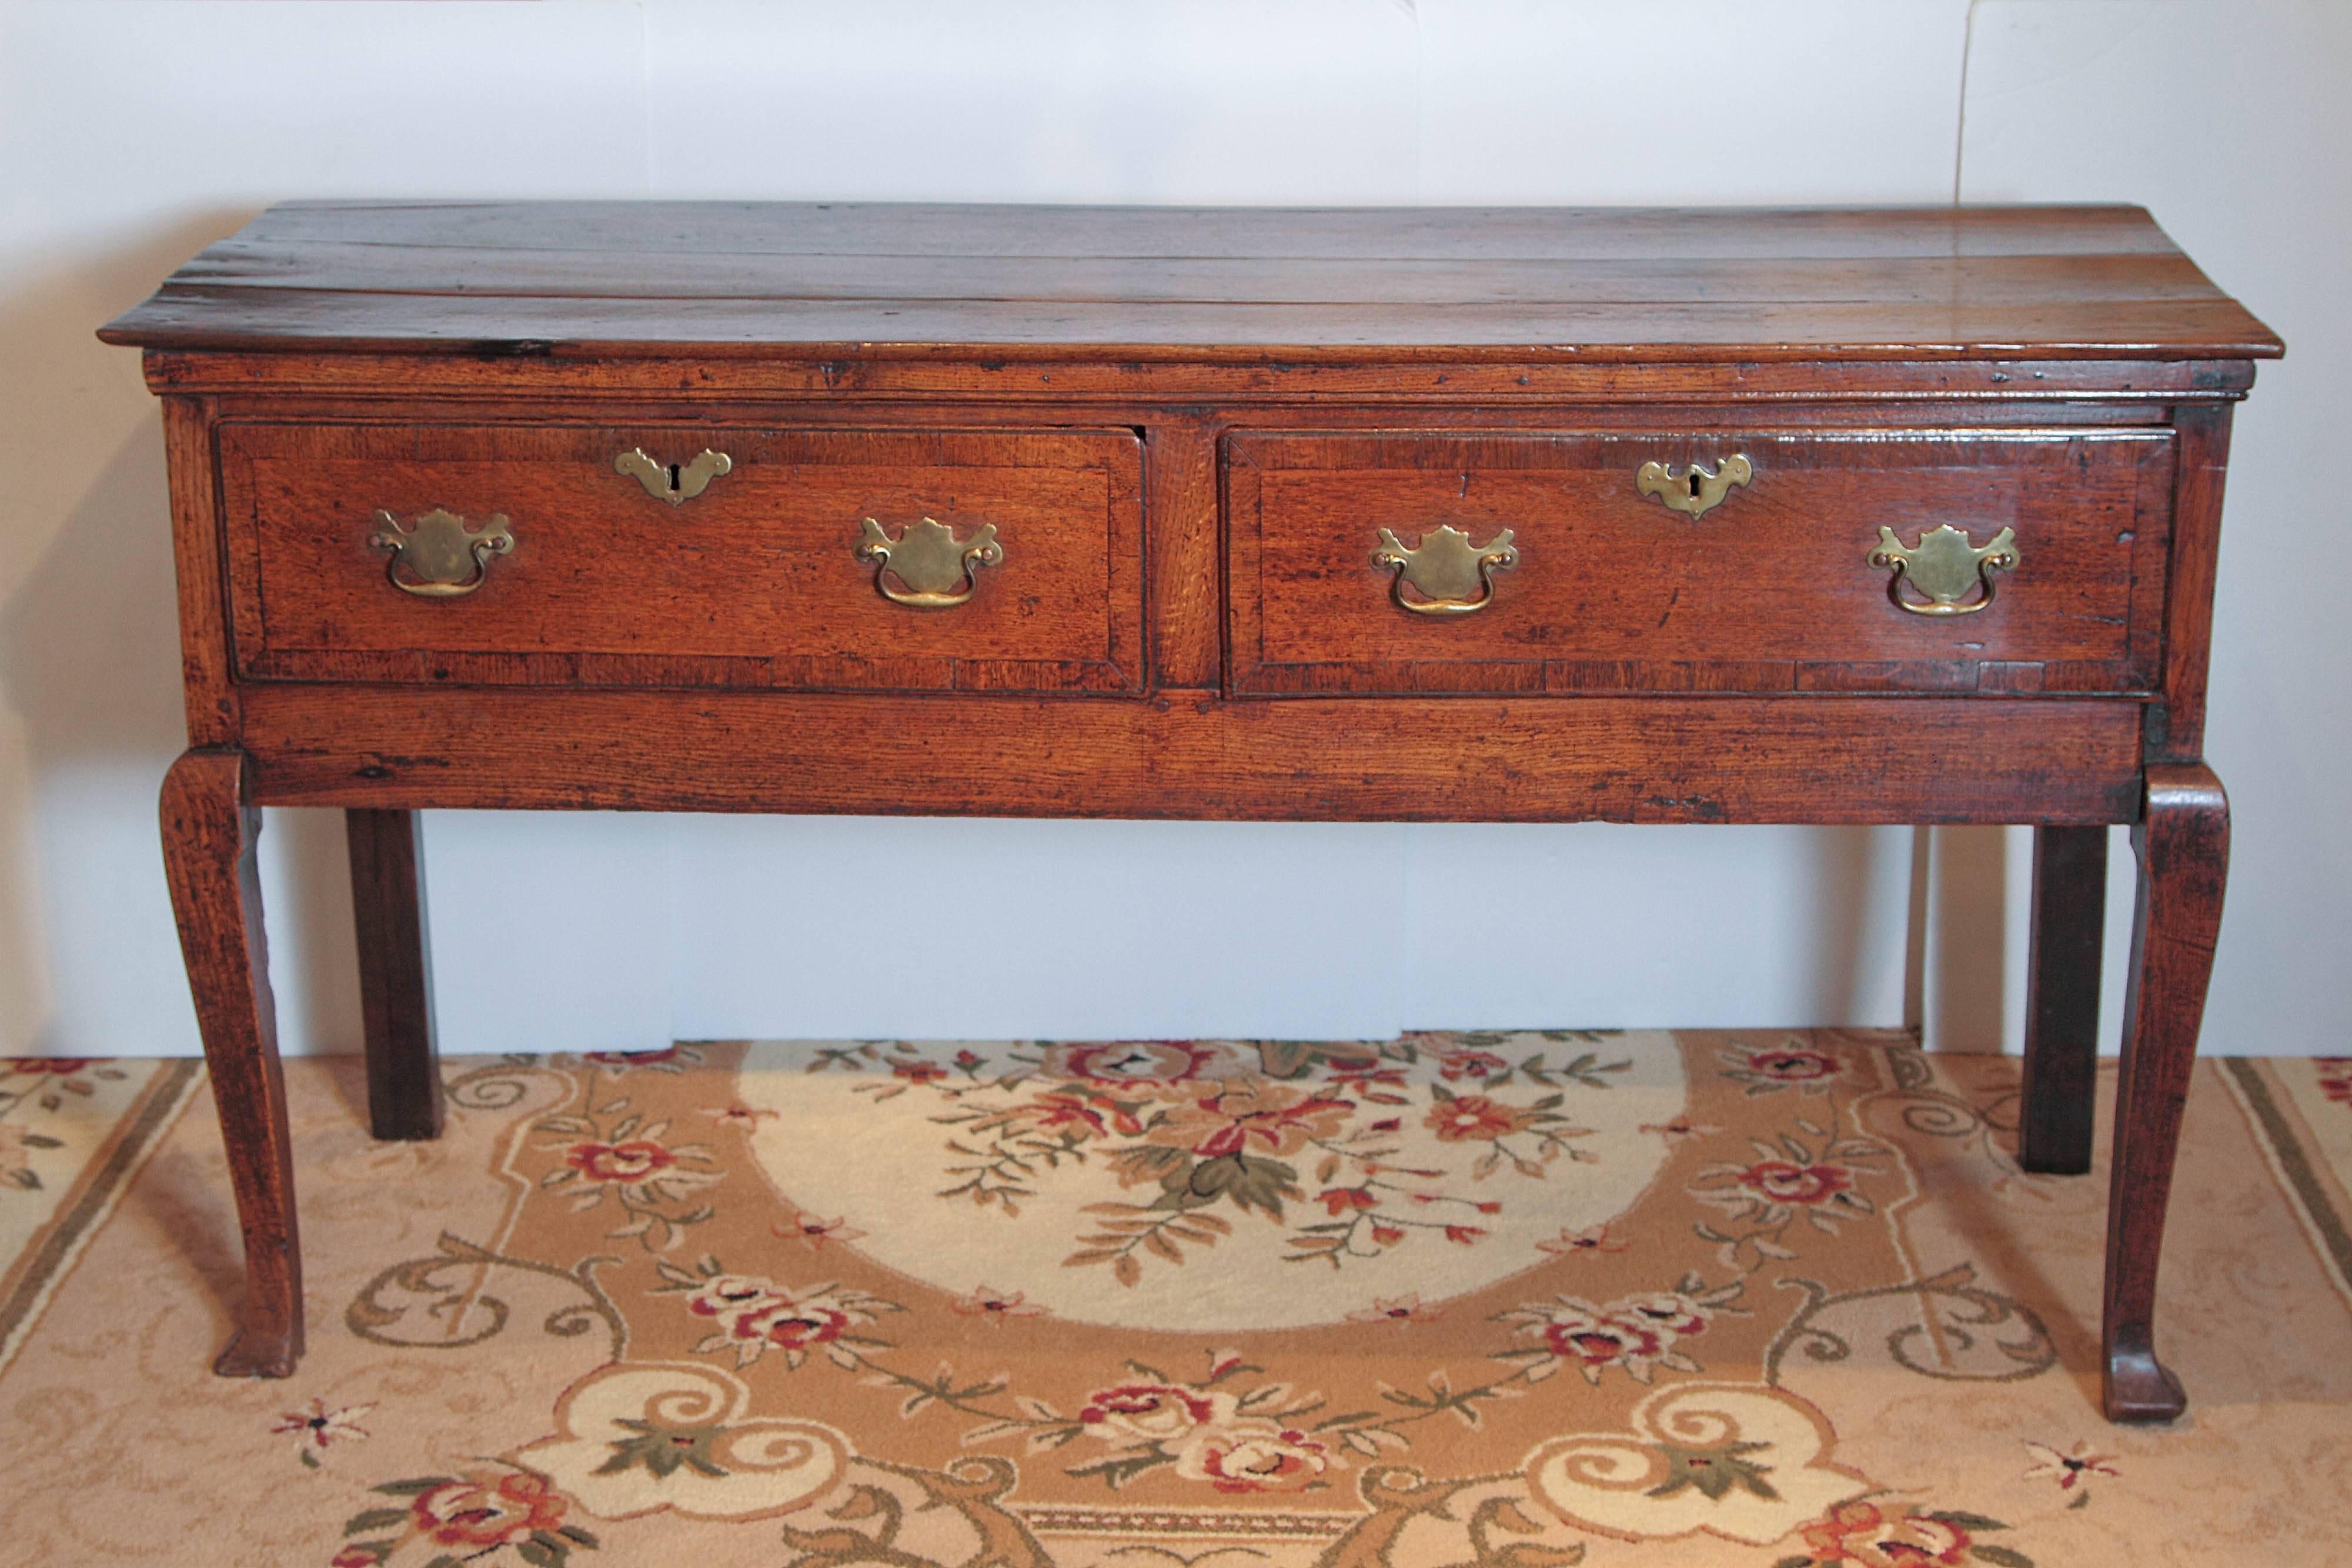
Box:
[219,423,1144,693]
[1225,430,2174,696]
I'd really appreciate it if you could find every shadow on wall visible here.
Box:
[0,212,359,1054]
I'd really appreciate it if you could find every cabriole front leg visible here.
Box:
[160,748,305,1377]
[2102,762,2228,1422]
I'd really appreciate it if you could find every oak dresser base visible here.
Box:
[106,201,2279,1423]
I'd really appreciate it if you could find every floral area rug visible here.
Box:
[1,1036,2349,1567]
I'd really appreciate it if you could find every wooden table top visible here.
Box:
[99,200,2281,363]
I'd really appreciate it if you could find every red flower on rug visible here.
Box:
[335,1468,600,1568]
[1719,1039,1846,1096]
[1017,1089,1147,1141]
[1078,1382,1235,1442]
[664,1261,901,1370]
[1173,1422,1332,1493]
[948,1283,1047,1322]
[1499,1279,1744,1386]
[270,1396,373,1469]
[1425,1094,1539,1143]
[1146,1082,1354,1159]
[2315,1058,2352,1106]
[1437,1049,1511,1082]
[1748,1048,1840,1082]
[2021,1437,2119,1493]
[412,1472,570,1549]
[1735,1159,1854,1206]
[1041,1039,1236,1085]
[1793,1500,2004,1567]
[565,1139,678,1183]
[1,1056,127,1112]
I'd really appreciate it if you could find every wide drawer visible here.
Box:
[1225,429,2175,696]
[218,423,1144,693]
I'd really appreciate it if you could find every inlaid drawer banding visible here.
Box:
[218,422,1145,694]
[1229,427,2173,697]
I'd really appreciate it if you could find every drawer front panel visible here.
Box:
[1226,430,2173,696]
[220,424,1143,693]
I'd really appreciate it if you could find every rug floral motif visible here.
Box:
[318,1030,2082,1567]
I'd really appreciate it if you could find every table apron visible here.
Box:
[235,684,2143,825]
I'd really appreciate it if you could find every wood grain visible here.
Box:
[159,748,303,1377]
[233,685,2144,826]
[1230,429,2173,695]
[138,350,2259,404]
[2104,762,2229,1422]
[2021,824,2108,1175]
[346,808,441,1142]
[218,424,1144,694]
[1145,418,1222,689]
[2149,404,2233,762]
[162,396,239,744]
[99,203,2281,362]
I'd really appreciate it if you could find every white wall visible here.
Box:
[1,1,2341,1059]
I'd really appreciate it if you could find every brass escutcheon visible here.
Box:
[1868,523,2020,616]
[856,517,1003,608]
[368,508,513,598]
[615,447,731,505]
[1636,454,1754,519]
[1371,524,1519,615]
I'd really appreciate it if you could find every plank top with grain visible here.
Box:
[99,200,2283,363]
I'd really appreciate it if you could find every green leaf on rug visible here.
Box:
[1970,1546,2034,1568]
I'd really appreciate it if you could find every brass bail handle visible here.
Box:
[1371,525,1519,616]
[369,508,513,598]
[856,517,1004,608]
[1867,523,2020,616]
[616,447,731,505]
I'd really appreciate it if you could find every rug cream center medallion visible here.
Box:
[736,1034,1688,1332]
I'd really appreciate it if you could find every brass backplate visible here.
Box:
[368,508,513,598]
[856,517,1004,607]
[1371,524,1519,615]
[1868,523,2019,616]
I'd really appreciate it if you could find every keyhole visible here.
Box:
[1687,471,1702,498]
[667,463,683,493]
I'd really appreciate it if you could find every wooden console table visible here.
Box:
[102,202,2278,1420]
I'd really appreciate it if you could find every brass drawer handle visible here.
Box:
[615,447,731,504]
[1371,525,1518,616]
[369,508,513,598]
[1636,454,1753,519]
[1869,524,2019,616]
[856,517,1003,608]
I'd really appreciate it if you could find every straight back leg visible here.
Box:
[160,748,305,1376]
[2021,824,2107,1174]
[2102,763,2229,1422]
[346,808,442,1141]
